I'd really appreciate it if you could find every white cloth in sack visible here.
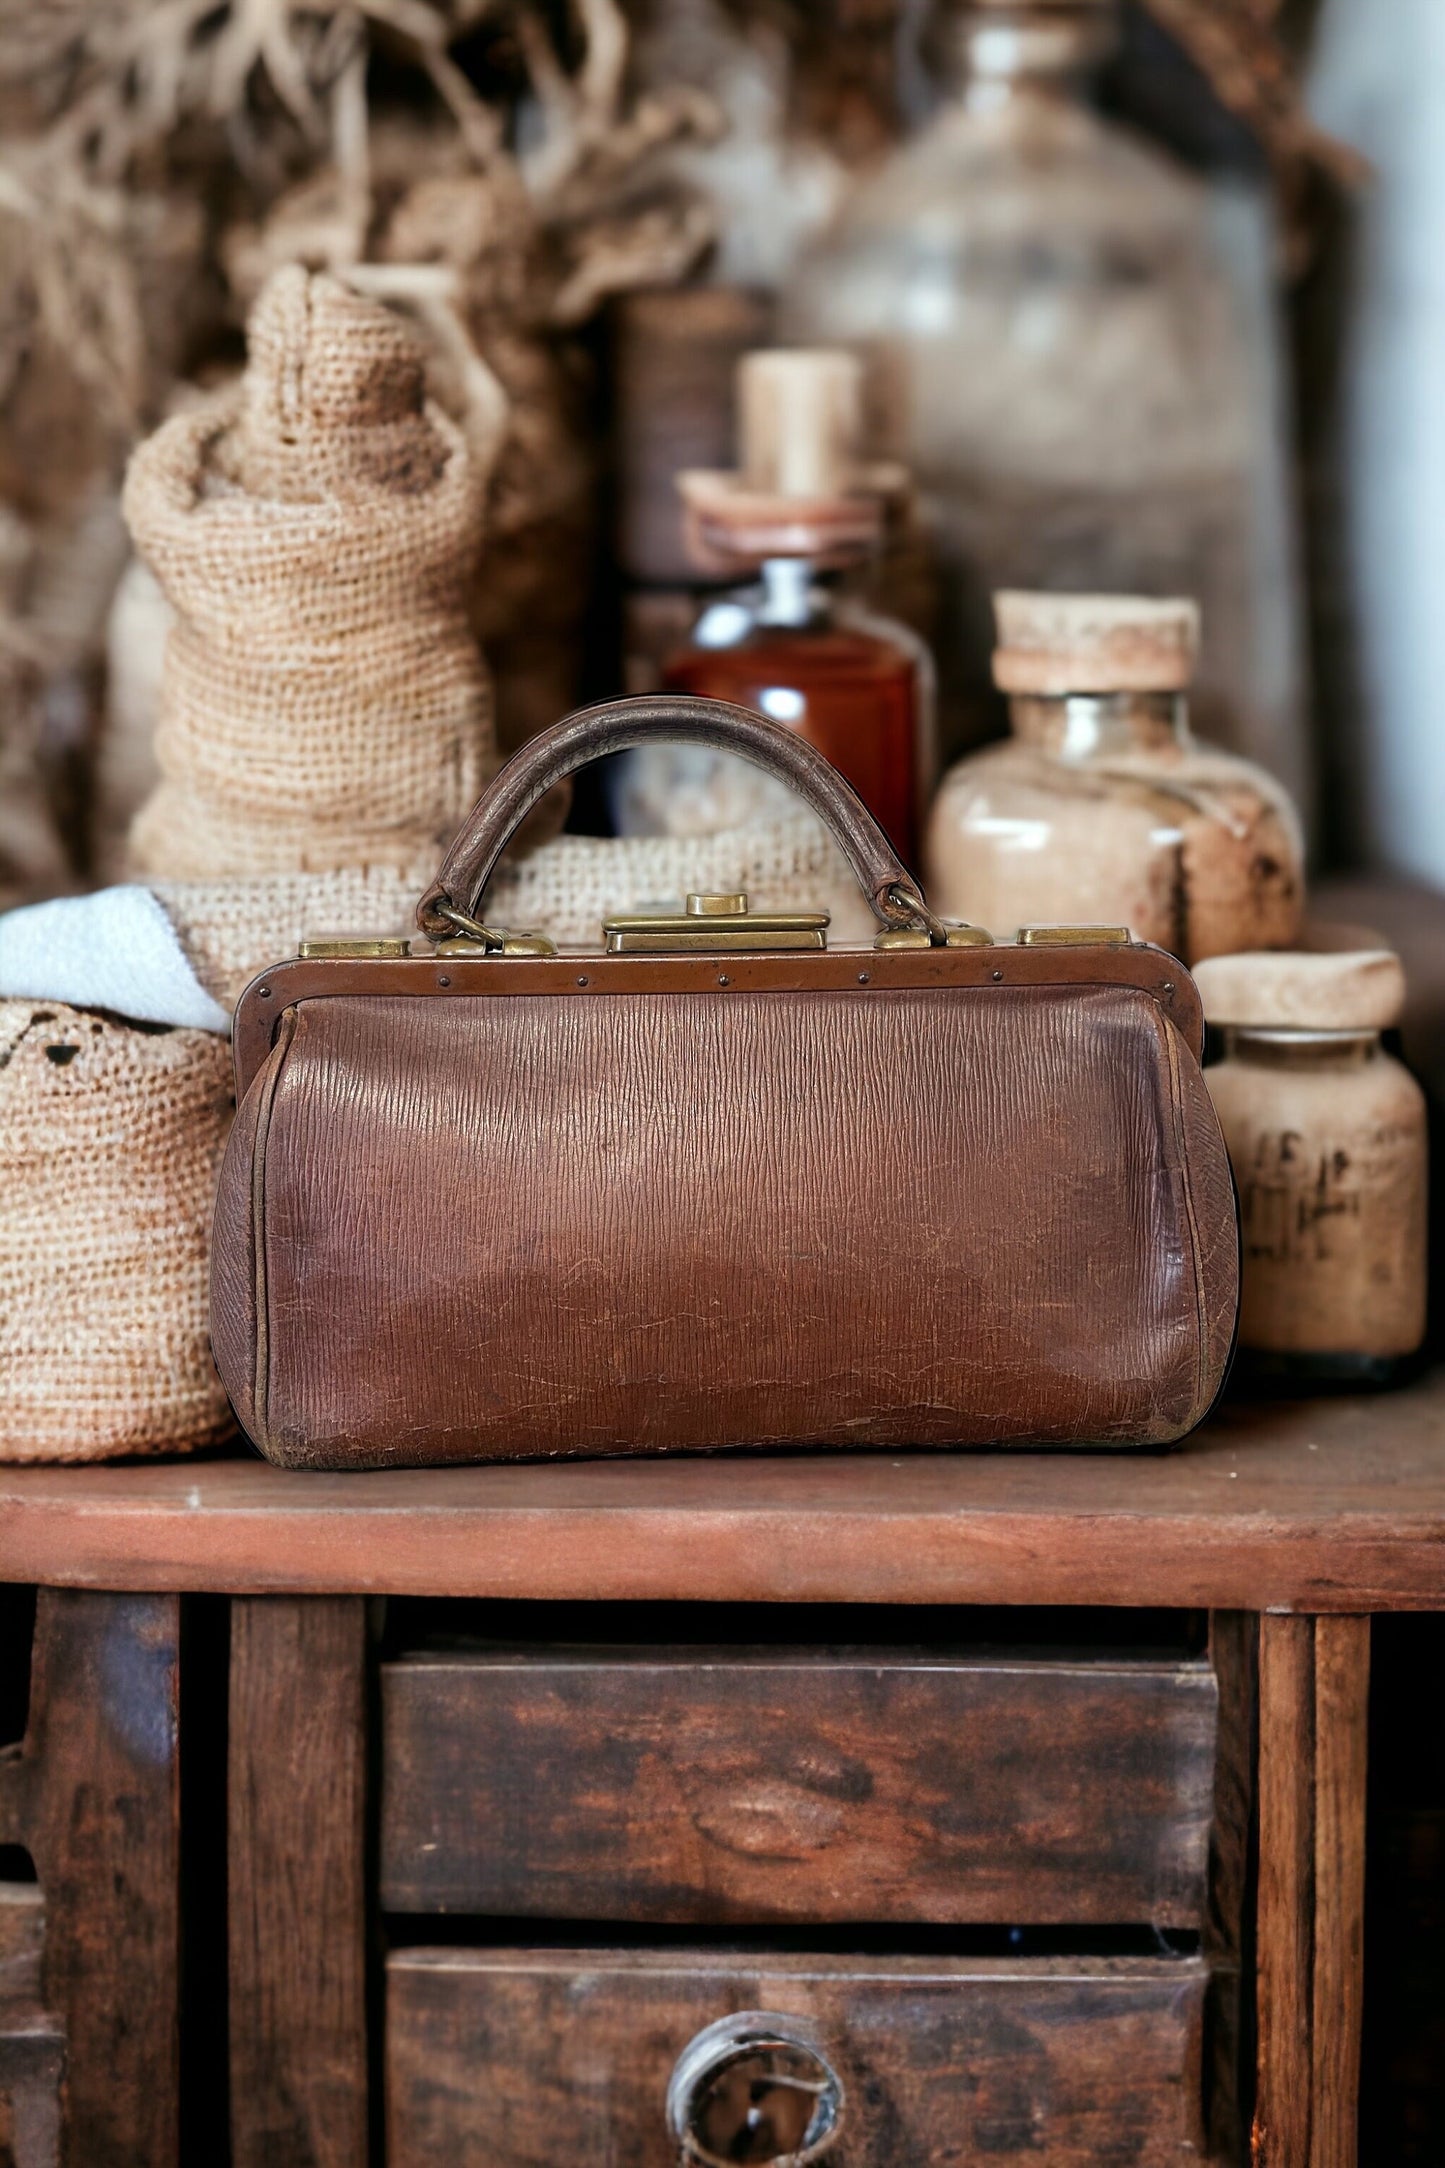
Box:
[0,887,230,1033]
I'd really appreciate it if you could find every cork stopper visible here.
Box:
[738,351,861,498]
[1194,946,1407,1034]
[231,266,446,502]
[992,592,1200,696]
[678,348,891,573]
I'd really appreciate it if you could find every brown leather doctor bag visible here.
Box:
[211,693,1238,1468]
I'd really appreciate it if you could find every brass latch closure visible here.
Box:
[604,892,829,955]
[297,936,412,959]
[1015,924,1132,947]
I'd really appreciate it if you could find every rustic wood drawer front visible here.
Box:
[386,1948,1208,2167]
[380,1649,1217,1924]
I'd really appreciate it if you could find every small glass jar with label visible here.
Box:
[1196,947,1428,1385]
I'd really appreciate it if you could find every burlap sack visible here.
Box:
[153,811,871,1007]
[123,266,494,882]
[0,999,235,1461]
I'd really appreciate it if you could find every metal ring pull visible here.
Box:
[667,2011,845,2167]
[433,902,508,952]
[885,880,950,943]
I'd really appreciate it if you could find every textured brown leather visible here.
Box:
[212,975,1239,1469]
[417,694,919,936]
[230,941,1207,1098]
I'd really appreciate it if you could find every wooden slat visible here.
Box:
[0,1888,44,2006]
[229,1598,370,2168]
[1206,1611,1257,2160]
[386,1948,1209,2168]
[1253,1613,1316,2168]
[0,1377,1444,1609]
[1252,1614,1372,2168]
[381,1649,1217,1926]
[0,2012,64,2168]
[0,1592,184,2168]
[1310,1616,1370,2168]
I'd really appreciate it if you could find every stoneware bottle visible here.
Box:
[923,591,1303,961]
[1196,946,1428,1386]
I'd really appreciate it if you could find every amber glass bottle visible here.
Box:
[614,350,934,863]
[661,560,924,857]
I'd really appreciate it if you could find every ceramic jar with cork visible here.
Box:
[613,348,935,862]
[923,591,1304,961]
[1196,946,1428,1385]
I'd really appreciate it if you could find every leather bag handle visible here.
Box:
[417,693,934,939]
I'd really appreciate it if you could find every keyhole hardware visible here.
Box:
[667,2011,845,2167]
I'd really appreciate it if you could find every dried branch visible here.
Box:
[3,0,504,193]
[1137,0,1367,203]
[343,258,511,477]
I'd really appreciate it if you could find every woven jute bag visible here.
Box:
[152,811,871,1007]
[123,265,494,882]
[0,1000,235,1460]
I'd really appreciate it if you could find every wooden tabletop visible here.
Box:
[2,1373,1444,1610]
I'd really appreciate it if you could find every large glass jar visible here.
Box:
[924,592,1303,961]
[783,0,1307,808]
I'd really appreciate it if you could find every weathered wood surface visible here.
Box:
[1254,1615,1315,2168]
[1,1379,1444,1608]
[381,1649,1217,1925]
[1252,1613,1370,2168]
[0,1890,42,2006]
[0,1591,181,2168]
[386,1948,1209,2168]
[1310,1617,1370,2168]
[1205,1611,1257,2162]
[0,1884,62,2168]
[0,2014,64,2168]
[228,1598,370,2168]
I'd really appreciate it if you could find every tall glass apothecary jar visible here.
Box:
[924,591,1304,962]
[784,0,1307,806]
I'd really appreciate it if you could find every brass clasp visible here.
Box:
[1015,925,1132,947]
[297,936,412,959]
[604,892,829,955]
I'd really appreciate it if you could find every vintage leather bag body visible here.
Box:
[211,694,1239,1469]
